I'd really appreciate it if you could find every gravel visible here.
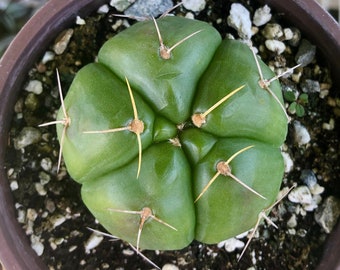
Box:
[4,0,339,269]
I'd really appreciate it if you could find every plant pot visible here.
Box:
[0,0,339,269]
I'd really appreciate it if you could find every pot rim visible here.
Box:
[0,0,339,269]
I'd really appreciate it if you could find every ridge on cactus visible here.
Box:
[42,15,294,258]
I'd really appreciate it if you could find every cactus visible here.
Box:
[54,16,288,252]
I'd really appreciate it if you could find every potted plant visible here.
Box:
[0,0,339,269]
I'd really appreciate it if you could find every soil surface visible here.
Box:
[4,0,339,269]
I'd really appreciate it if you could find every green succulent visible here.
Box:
[284,90,308,117]
[54,16,288,251]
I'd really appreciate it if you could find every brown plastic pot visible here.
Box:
[0,0,339,269]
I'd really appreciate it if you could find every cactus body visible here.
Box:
[57,16,287,250]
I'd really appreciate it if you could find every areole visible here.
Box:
[0,0,339,269]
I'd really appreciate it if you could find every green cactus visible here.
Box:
[55,16,288,251]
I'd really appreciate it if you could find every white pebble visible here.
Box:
[235,231,249,239]
[283,28,294,40]
[185,12,195,19]
[49,237,64,250]
[51,214,66,228]
[183,0,206,12]
[218,237,245,252]
[253,5,272,26]
[122,248,134,256]
[45,199,56,213]
[297,229,307,237]
[25,80,43,95]
[53,29,74,55]
[162,264,179,270]
[76,16,86,25]
[310,184,325,195]
[281,151,294,173]
[26,220,34,235]
[39,171,51,185]
[227,3,252,40]
[7,168,14,177]
[102,263,110,269]
[69,245,77,252]
[295,205,307,216]
[49,241,57,250]
[288,228,296,235]
[250,250,257,265]
[30,235,44,256]
[293,121,311,145]
[292,71,302,83]
[97,4,110,14]
[40,157,52,171]
[10,180,18,191]
[84,232,104,253]
[14,127,41,150]
[251,26,259,36]
[35,182,47,196]
[287,214,297,228]
[26,208,38,221]
[322,118,335,130]
[55,238,64,245]
[111,19,123,31]
[41,51,55,64]
[313,194,323,205]
[319,89,329,99]
[265,39,286,54]
[304,194,322,211]
[288,185,312,205]
[17,209,26,223]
